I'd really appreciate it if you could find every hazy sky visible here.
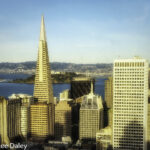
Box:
[0,0,150,63]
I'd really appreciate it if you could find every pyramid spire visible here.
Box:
[31,16,55,140]
[40,15,47,41]
[34,15,54,104]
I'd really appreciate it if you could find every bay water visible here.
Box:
[0,73,106,99]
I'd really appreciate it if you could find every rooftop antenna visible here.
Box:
[90,80,93,94]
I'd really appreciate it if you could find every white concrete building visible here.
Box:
[113,57,149,150]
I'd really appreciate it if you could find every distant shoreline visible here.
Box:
[9,73,87,84]
[9,80,70,84]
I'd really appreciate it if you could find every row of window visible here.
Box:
[115,62,145,67]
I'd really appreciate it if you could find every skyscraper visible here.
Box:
[79,84,103,141]
[105,77,113,109]
[147,98,150,149]
[21,96,33,140]
[113,57,148,150]
[30,16,54,140]
[71,77,95,141]
[104,77,113,127]
[70,77,94,100]
[7,98,21,141]
[55,100,72,140]
[34,16,54,104]
[8,94,33,140]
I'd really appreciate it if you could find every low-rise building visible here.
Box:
[59,89,70,101]
[96,126,112,150]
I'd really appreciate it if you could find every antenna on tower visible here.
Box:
[90,80,93,94]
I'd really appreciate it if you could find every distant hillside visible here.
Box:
[11,72,85,84]
[0,61,113,77]
[0,61,36,70]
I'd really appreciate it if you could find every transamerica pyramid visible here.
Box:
[34,16,54,104]
[30,16,55,139]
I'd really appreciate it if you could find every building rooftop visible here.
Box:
[9,93,32,99]
[72,77,92,81]
[55,100,72,110]
[114,57,147,62]
[97,126,112,135]
[80,93,103,110]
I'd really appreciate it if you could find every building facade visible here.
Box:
[7,98,21,141]
[147,97,150,149]
[108,108,113,127]
[96,126,112,150]
[8,94,33,140]
[21,96,33,140]
[0,97,9,145]
[70,77,94,100]
[59,89,70,101]
[55,100,72,140]
[30,103,52,140]
[79,90,103,141]
[113,57,148,150]
[105,77,113,109]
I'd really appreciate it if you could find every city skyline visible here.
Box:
[0,4,149,149]
[0,0,150,63]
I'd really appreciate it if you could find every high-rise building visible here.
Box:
[113,57,148,150]
[8,94,33,140]
[147,97,150,149]
[105,77,113,109]
[0,97,10,145]
[108,108,113,127]
[55,100,72,140]
[30,16,55,140]
[70,77,94,100]
[148,70,150,149]
[34,16,54,104]
[79,85,103,141]
[148,68,150,97]
[104,77,113,127]
[7,98,22,141]
[71,77,94,141]
[21,96,33,140]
